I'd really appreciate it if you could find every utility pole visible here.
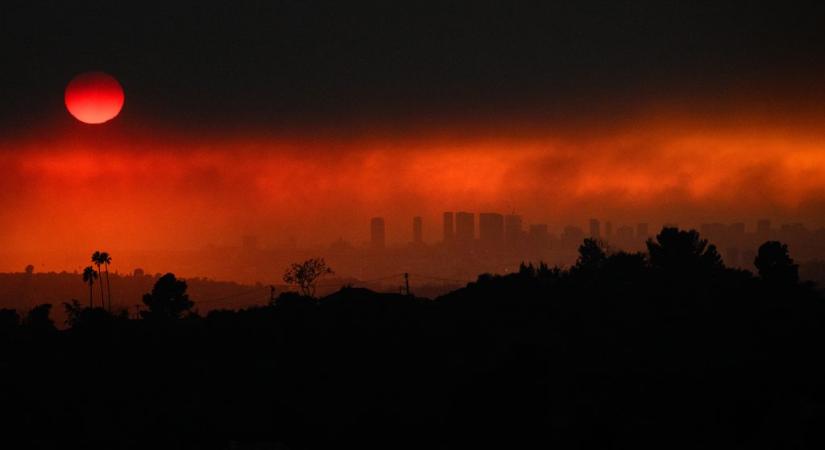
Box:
[404,272,411,296]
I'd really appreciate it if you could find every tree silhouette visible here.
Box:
[0,308,20,336]
[141,273,194,320]
[24,264,34,275]
[82,266,98,308]
[283,257,334,297]
[63,299,119,331]
[23,304,55,334]
[646,227,723,272]
[755,241,799,285]
[99,251,113,311]
[576,238,608,270]
[63,299,85,327]
[91,251,106,309]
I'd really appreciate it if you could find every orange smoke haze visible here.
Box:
[1,112,825,275]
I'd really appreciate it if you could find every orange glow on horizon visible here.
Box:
[1,115,825,274]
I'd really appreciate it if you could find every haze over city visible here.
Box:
[2,2,825,447]
[2,3,825,281]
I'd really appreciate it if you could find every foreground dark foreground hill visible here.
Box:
[0,228,823,449]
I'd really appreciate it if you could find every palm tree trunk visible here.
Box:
[89,281,93,308]
[105,263,112,311]
[96,264,104,309]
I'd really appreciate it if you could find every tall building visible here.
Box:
[370,217,385,249]
[479,213,504,249]
[604,221,613,240]
[443,212,455,243]
[412,216,423,244]
[589,219,601,239]
[636,223,649,239]
[455,212,475,243]
[504,214,523,247]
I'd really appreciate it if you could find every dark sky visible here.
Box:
[2,1,824,134]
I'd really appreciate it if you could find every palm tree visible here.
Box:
[82,266,98,308]
[100,252,113,311]
[91,251,105,308]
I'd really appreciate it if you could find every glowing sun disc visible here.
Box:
[65,71,124,124]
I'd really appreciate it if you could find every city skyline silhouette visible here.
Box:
[2,2,825,448]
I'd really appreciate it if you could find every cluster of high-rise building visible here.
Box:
[366,214,825,269]
[441,212,527,250]
[193,216,825,289]
[368,213,656,256]
[368,213,655,251]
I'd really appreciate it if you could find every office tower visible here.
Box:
[589,218,601,239]
[504,214,523,247]
[455,212,475,243]
[605,221,613,240]
[412,216,423,244]
[443,212,455,243]
[636,223,649,239]
[370,217,385,249]
[479,213,505,249]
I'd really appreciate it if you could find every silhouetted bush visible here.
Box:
[0,228,822,449]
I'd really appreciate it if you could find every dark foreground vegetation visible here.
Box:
[0,228,823,449]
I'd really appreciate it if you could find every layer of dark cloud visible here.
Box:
[1,1,824,134]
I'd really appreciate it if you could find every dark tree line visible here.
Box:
[0,227,821,449]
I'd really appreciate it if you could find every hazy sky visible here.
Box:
[1,2,824,268]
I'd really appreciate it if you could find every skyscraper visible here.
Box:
[479,213,504,249]
[589,218,601,239]
[443,212,454,243]
[455,212,475,243]
[604,221,613,240]
[412,216,423,244]
[370,217,385,249]
[504,214,523,247]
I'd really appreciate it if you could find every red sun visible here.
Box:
[65,72,125,124]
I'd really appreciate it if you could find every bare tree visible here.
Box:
[283,258,334,297]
